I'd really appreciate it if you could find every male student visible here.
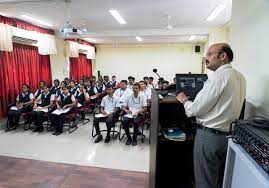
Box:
[113,80,133,109]
[7,84,34,129]
[93,84,119,143]
[34,81,46,98]
[69,80,77,95]
[75,84,90,120]
[139,80,151,101]
[51,85,76,136]
[111,75,118,88]
[148,77,154,89]
[103,75,111,88]
[32,85,54,132]
[127,76,135,89]
[64,77,70,86]
[122,83,147,146]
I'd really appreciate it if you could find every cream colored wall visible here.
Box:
[94,43,204,83]
[49,38,69,81]
[230,0,269,118]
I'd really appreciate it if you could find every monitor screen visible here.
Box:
[176,74,208,99]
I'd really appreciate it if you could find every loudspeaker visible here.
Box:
[195,45,200,53]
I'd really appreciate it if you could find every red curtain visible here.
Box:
[0,15,54,35]
[69,54,92,81]
[0,43,52,118]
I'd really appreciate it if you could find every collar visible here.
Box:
[21,92,29,97]
[215,64,232,74]
[63,93,70,98]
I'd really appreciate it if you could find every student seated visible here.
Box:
[103,75,110,88]
[64,77,70,86]
[93,84,119,143]
[148,77,154,89]
[69,80,77,95]
[7,84,34,129]
[75,84,90,119]
[94,80,105,94]
[50,79,61,96]
[139,80,152,102]
[127,76,135,89]
[162,81,169,90]
[51,86,76,136]
[113,80,133,109]
[122,83,147,146]
[32,85,54,132]
[111,75,118,88]
[34,81,46,98]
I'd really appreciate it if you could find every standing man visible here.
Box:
[176,43,246,188]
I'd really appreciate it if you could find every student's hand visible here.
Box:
[57,105,61,109]
[176,92,187,103]
[126,110,132,114]
[102,111,107,115]
[133,112,139,117]
[83,89,87,93]
[62,105,66,109]
[33,105,37,110]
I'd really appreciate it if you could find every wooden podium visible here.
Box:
[149,89,195,188]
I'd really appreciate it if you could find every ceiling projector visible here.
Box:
[60,27,82,37]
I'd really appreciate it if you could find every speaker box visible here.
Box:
[195,45,200,53]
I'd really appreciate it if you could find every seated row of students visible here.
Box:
[93,82,148,146]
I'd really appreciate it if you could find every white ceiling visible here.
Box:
[0,0,232,44]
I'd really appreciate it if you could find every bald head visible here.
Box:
[205,43,234,71]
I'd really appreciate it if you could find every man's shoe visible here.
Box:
[52,131,58,135]
[104,135,111,143]
[94,135,103,143]
[126,138,132,146]
[55,132,62,136]
[132,140,138,146]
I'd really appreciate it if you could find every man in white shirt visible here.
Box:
[113,80,133,109]
[139,80,152,102]
[93,84,119,143]
[127,76,135,89]
[176,43,246,188]
[122,83,147,146]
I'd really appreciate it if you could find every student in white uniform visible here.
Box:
[139,80,152,102]
[122,83,147,146]
[111,75,118,88]
[148,77,154,89]
[113,80,133,109]
[93,84,119,143]
[127,76,135,89]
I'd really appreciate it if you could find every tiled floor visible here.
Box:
[0,155,149,188]
[0,116,150,172]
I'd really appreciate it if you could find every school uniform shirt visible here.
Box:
[94,85,105,94]
[111,80,117,88]
[123,93,147,112]
[113,88,133,108]
[103,81,111,88]
[140,88,152,100]
[69,87,78,95]
[34,88,43,98]
[183,64,246,132]
[100,95,118,114]
[127,84,133,90]
[50,86,61,96]
[147,84,154,90]
[87,86,96,96]
[75,91,89,105]
[16,92,34,103]
[57,93,75,107]
[36,92,55,107]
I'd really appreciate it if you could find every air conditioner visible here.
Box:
[12,36,38,45]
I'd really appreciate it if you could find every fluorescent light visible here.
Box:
[206,4,225,22]
[189,35,196,41]
[21,15,53,27]
[84,38,97,43]
[109,9,127,24]
[136,36,143,42]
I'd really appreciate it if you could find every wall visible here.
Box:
[49,38,69,81]
[93,43,204,83]
[230,0,269,118]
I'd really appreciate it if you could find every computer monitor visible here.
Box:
[176,74,208,99]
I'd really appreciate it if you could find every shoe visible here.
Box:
[132,140,138,146]
[104,135,111,143]
[54,132,62,136]
[52,131,58,135]
[94,135,103,143]
[38,128,44,133]
[33,128,39,132]
[126,138,132,145]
